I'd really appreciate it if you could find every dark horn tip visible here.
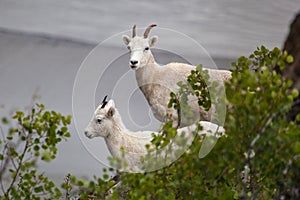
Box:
[101,95,108,109]
[103,95,108,101]
[101,95,108,104]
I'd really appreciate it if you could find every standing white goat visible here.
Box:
[122,24,232,127]
[85,96,225,172]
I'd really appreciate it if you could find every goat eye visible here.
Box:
[127,46,131,50]
[145,47,149,51]
[96,119,102,124]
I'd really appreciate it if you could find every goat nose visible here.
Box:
[130,60,138,65]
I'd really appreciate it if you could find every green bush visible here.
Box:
[84,46,300,199]
[0,104,71,199]
[1,46,299,200]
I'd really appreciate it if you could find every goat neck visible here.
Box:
[135,65,158,91]
[106,109,128,141]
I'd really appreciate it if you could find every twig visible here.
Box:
[251,113,275,148]
[0,125,5,144]
[4,139,29,197]
[175,95,181,129]
[0,143,9,194]
[10,150,18,170]
[242,112,277,199]
[278,154,300,199]
[64,173,71,200]
[104,173,123,198]
[283,154,300,177]
[241,94,297,199]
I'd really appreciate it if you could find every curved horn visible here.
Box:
[132,24,136,38]
[101,95,108,108]
[144,24,157,38]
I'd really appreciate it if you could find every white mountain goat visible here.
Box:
[84,96,225,172]
[122,24,232,127]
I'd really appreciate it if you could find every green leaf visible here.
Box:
[286,55,294,63]
[1,117,9,124]
[34,186,44,193]
[33,145,40,152]
[196,64,203,71]
[296,114,300,122]
[64,132,71,138]
[41,151,52,162]
[291,143,300,157]
[291,88,299,98]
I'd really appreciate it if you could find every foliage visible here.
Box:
[0,104,71,199]
[1,46,300,200]
[72,46,300,199]
[168,64,212,127]
[224,46,300,199]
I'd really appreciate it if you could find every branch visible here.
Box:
[4,139,29,197]
[283,154,300,177]
[277,154,300,199]
[175,95,181,129]
[0,143,9,194]
[97,173,123,199]
[241,95,297,199]
[0,125,5,143]
[64,173,71,200]
[250,112,276,148]
[242,112,277,199]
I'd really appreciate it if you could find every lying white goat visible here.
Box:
[85,96,225,172]
[122,24,232,126]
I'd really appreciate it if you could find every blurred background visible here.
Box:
[0,0,299,183]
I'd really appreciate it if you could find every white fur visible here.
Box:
[85,99,225,172]
[122,25,232,127]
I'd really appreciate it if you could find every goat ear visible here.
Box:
[107,99,115,108]
[106,107,115,118]
[122,35,131,45]
[149,36,158,47]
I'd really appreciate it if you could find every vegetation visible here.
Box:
[0,104,71,199]
[0,46,299,199]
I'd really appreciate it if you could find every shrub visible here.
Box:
[0,104,71,199]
